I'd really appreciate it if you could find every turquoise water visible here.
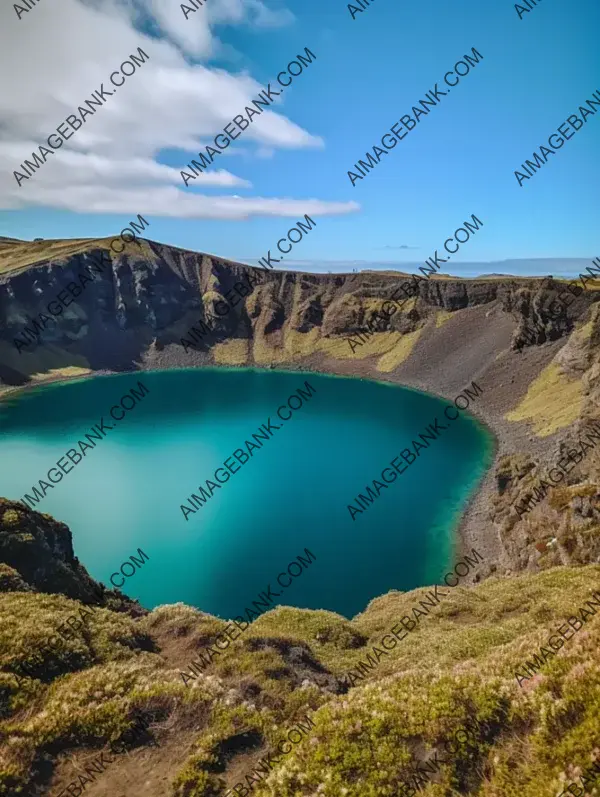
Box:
[0,369,493,618]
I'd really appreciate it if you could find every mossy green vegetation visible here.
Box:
[1,501,600,796]
[505,361,583,437]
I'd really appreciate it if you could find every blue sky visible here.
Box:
[0,0,598,274]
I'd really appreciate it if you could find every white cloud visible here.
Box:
[1,144,249,191]
[0,0,358,222]
[146,0,214,58]
[145,0,294,58]
[6,180,359,220]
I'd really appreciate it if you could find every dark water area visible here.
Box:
[0,368,493,618]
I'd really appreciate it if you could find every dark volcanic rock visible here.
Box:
[0,498,145,616]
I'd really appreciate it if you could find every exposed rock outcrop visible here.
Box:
[1,238,597,383]
[0,497,145,616]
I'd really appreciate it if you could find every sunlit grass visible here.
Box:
[212,339,249,365]
[377,329,422,372]
[506,360,583,436]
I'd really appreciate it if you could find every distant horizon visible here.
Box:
[3,234,597,280]
[243,256,598,280]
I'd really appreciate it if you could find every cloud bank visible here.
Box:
[0,0,358,221]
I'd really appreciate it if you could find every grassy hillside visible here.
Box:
[1,499,599,796]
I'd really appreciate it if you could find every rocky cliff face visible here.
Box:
[0,497,144,615]
[1,237,595,385]
[0,239,595,384]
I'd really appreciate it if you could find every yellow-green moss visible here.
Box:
[377,329,422,372]
[4,554,600,797]
[319,331,402,360]
[212,339,250,365]
[435,309,455,328]
[506,361,583,436]
[1,510,20,527]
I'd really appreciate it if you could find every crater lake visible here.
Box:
[0,368,493,618]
